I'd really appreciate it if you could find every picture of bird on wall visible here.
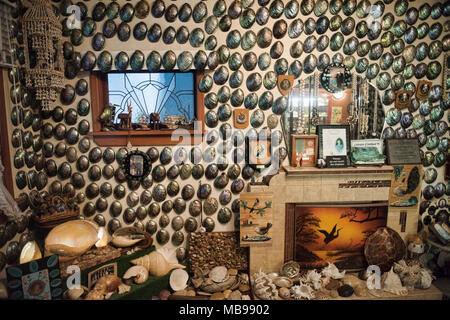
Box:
[239,193,273,246]
[294,205,387,270]
[389,165,422,208]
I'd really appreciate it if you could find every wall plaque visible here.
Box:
[385,139,421,165]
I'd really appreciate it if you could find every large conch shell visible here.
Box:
[130,248,185,277]
[45,220,108,261]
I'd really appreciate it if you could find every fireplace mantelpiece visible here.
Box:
[246,165,421,275]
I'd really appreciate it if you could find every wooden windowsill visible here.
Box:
[283,165,394,176]
[88,130,204,146]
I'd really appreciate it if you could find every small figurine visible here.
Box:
[407,235,425,260]
[98,104,116,131]
[150,112,160,130]
[296,152,303,167]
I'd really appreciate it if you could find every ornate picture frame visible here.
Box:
[416,80,432,101]
[246,136,272,171]
[120,150,152,181]
[290,134,318,167]
[395,90,413,109]
[319,63,352,93]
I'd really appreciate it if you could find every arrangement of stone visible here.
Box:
[250,260,436,300]
[188,232,249,271]
[169,266,251,301]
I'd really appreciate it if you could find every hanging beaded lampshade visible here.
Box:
[22,0,64,110]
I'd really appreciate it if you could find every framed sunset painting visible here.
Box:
[294,203,387,270]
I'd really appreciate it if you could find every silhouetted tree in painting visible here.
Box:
[295,211,321,244]
[340,207,386,223]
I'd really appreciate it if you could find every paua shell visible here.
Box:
[269,0,284,18]
[202,218,215,232]
[179,3,192,21]
[304,18,316,35]
[193,1,207,23]
[257,28,272,49]
[165,4,178,22]
[81,51,96,71]
[288,18,304,39]
[151,0,165,18]
[417,23,429,40]
[427,61,441,80]
[163,26,176,44]
[303,54,317,73]
[162,50,176,70]
[205,16,218,35]
[219,15,232,32]
[330,32,344,51]
[152,184,167,203]
[108,218,122,235]
[114,22,130,42]
[197,183,212,200]
[270,41,284,59]
[428,41,443,60]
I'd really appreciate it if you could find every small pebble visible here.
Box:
[325,279,341,290]
[337,284,354,297]
[210,292,225,300]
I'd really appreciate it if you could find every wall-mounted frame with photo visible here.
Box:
[120,150,152,181]
[290,134,318,167]
[395,90,413,109]
[416,80,432,101]
[319,63,352,93]
[246,136,272,171]
[317,125,350,168]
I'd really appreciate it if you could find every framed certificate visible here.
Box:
[317,125,350,168]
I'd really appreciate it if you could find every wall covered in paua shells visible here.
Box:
[1,0,450,275]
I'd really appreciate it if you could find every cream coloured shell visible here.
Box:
[169,269,189,291]
[123,265,149,284]
[209,266,229,283]
[131,249,185,276]
[45,220,107,261]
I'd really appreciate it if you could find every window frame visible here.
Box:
[89,70,205,146]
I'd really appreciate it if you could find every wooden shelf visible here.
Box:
[283,165,394,176]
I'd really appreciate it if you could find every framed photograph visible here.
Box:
[246,136,272,171]
[416,80,432,101]
[6,255,62,300]
[317,124,350,159]
[120,150,151,181]
[291,134,318,167]
[385,139,421,165]
[239,192,273,247]
[395,90,413,109]
[319,63,352,93]
[350,139,386,165]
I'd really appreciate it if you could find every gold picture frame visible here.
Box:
[290,134,318,167]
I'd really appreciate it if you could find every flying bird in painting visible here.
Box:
[318,224,342,244]
[254,223,273,235]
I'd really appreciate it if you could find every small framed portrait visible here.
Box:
[234,109,249,129]
[246,136,272,171]
[121,150,152,181]
[317,125,350,167]
[416,80,432,101]
[395,90,413,109]
[290,134,318,167]
[319,63,352,93]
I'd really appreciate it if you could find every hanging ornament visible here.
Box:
[22,0,64,111]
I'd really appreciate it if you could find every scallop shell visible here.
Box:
[170,269,189,291]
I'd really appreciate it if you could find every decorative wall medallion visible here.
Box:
[120,150,152,182]
[395,90,413,110]
[416,80,432,101]
[233,109,249,129]
[319,63,351,93]
[277,75,294,96]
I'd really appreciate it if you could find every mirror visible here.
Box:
[282,68,384,159]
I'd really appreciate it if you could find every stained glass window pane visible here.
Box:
[107,72,195,124]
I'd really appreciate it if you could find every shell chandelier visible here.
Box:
[22,0,64,110]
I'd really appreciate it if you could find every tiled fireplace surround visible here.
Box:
[246,166,420,275]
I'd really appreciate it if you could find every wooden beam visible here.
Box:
[0,69,14,197]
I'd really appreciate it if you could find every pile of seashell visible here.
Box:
[169,265,251,300]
